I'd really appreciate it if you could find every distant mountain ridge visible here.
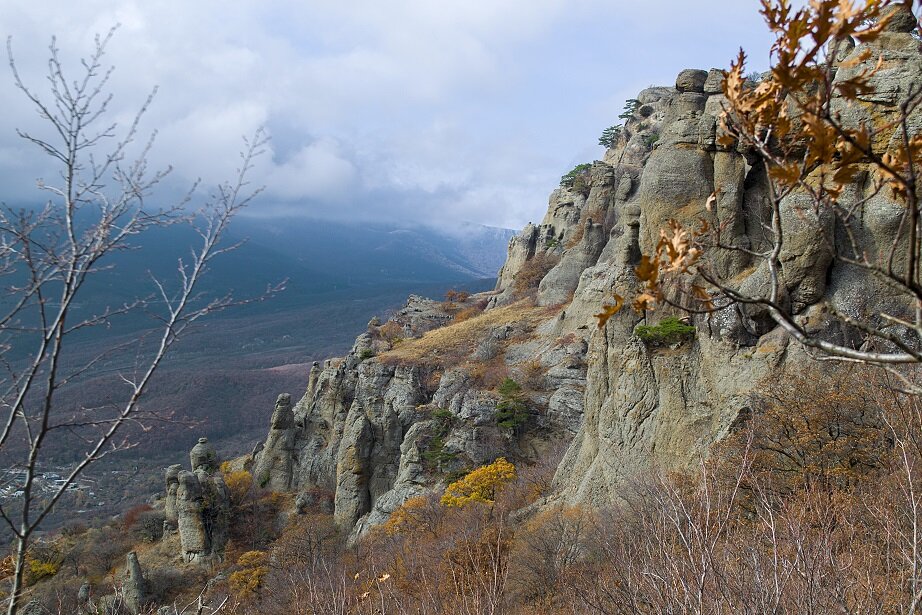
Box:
[0,212,513,525]
[232,217,516,285]
[41,215,516,338]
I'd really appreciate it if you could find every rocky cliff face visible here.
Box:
[252,293,587,540]
[553,13,922,506]
[250,8,921,535]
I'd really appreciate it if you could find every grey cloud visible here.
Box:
[1,1,781,228]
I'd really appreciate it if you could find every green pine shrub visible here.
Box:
[635,316,695,346]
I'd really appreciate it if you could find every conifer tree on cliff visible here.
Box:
[598,0,922,379]
[0,30,278,614]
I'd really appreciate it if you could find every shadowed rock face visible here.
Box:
[246,23,921,534]
[163,464,182,532]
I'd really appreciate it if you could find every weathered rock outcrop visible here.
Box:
[76,582,92,615]
[253,290,590,540]
[550,18,922,505]
[253,393,297,491]
[162,463,182,534]
[81,552,149,615]
[123,552,148,615]
[495,223,539,291]
[164,438,230,563]
[245,7,921,535]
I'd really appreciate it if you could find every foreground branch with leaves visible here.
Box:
[598,0,922,372]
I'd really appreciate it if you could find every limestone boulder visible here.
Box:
[637,147,714,251]
[163,464,182,532]
[675,68,708,93]
[189,437,218,473]
[703,68,725,95]
[880,2,917,32]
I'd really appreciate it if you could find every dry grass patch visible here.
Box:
[378,301,557,368]
[518,359,548,391]
[466,356,510,390]
[452,305,484,323]
[513,253,559,296]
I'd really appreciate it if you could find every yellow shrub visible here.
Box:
[229,550,268,600]
[224,470,254,507]
[26,558,58,585]
[382,496,429,536]
[441,458,517,508]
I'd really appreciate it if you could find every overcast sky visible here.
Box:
[0,1,780,230]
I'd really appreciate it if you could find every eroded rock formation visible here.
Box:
[123,552,148,615]
[164,438,230,563]
[553,18,922,506]
[253,292,589,541]
[240,6,921,537]
[254,393,297,491]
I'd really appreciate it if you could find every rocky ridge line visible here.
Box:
[181,3,922,546]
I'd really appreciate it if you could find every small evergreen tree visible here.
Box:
[496,378,528,432]
[618,98,641,120]
[560,162,592,187]
[598,125,623,148]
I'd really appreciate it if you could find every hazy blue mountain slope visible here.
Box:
[232,217,515,285]
[44,216,514,341]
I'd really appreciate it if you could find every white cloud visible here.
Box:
[264,138,358,201]
[0,1,778,227]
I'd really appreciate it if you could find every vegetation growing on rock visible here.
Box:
[440,458,517,507]
[421,408,458,473]
[228,551,268,602]
[634,316,695,346]
[598,125,622,148]
[618,98,641,120]
[496,378,529,431]
[559,162,592,187]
